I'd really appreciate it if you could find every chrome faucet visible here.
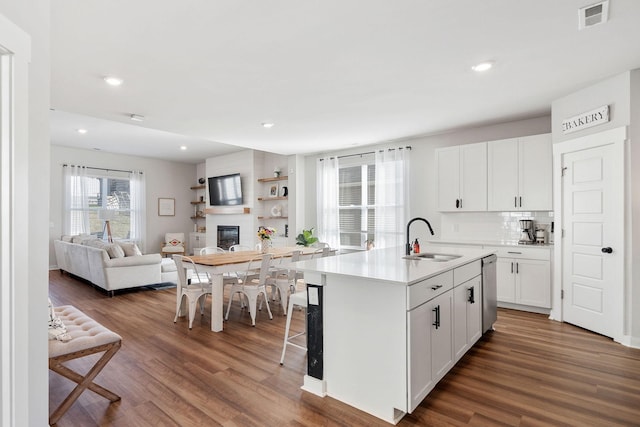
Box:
[406,217,434,255]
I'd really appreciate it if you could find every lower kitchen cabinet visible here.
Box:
[453,275,482,362]
[408,290,453,412]
[493,247,551,309]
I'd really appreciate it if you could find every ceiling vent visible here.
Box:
[579,1,609,29]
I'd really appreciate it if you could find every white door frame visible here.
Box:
[552,126,627,344]
[0,13,31,427]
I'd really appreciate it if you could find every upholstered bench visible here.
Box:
[49,305,122,425]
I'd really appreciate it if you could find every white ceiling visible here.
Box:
[50,1,640,164]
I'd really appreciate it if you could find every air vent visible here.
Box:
[579,1,609,29]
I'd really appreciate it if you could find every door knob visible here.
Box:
[601,247,613,254]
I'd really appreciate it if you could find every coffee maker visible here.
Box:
[518,219,535,245]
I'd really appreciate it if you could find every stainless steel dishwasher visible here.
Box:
[482,254,498,333]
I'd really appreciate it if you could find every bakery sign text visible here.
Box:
[562,105,609,134]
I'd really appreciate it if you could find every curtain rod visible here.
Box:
[320,145,411,161]
[62,164,143,174]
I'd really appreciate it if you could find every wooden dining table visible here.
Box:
[189,246,321,332]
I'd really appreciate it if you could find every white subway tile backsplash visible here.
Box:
[440,211,554,242]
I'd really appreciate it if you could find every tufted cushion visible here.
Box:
[49,305,121,358]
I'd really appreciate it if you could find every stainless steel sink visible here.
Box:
[402,252,462,262]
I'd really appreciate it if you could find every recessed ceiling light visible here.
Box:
[130,114,144,122]
[262,122,275,129]
[471,61,494,72]
[76,128,87,134]
[180,146,187,151]
[104,76,123,86]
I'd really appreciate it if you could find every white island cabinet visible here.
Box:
[296,246,494,424]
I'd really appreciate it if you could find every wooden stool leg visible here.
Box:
[49,341,121,425]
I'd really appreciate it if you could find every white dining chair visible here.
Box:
[199,246,226,255]
[280,289,307,365]
[225,254,273,326]
[173,255,212,329]
[266,250,302,315]
[229,244,252,252]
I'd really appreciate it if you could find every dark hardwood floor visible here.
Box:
[48,271,640,426]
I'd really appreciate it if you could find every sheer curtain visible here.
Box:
[375,147,410,249]
[63,165,89,235]
[129,170,146,252]
[316,156,340,249]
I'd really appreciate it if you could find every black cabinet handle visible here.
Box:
[514,196,518,208]
[511,262,514,274]
[516,262,519,274]
[468,286,475,304]
[601,247,613,254]
[431,284,443,291]
[432,305,440,329]
[455,199,460,208]
[519,196,522,207]
[459,199,462,209]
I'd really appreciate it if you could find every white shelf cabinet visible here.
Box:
[435,142,487,211]
[491,247,551,308]
[487,133,552,211]
[189,232,206,255]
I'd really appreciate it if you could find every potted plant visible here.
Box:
[296,228,319,247]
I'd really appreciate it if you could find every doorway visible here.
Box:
[554,127,625,341]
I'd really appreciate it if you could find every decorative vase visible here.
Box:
[261,239,271,254]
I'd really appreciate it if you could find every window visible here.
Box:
[338,155,375,249]
[64,166,145,243]
[318,147,409,250]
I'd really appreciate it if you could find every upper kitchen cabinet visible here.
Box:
[435,142,487,211]
[487,133,552,211]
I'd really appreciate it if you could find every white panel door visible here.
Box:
[430,291,453,382]
[453,284,469,362]
[407,302,433,412]
[488,138,519,210]
[519,134,552,210]
[562,143,623,338]
[515,259,551,308]
[496,258,516,303]
[460,142,487,211]
[435,146,460,211]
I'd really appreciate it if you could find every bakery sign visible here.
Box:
[562,105,609,134]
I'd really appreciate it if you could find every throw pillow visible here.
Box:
[61,235,74,243]
[106,244,125,259]
[118,241,142,257]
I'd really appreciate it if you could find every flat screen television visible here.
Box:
[208,173,243,206]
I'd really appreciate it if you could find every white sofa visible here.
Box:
[53,237,177,296]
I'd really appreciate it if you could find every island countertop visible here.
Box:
[295,244,495,285]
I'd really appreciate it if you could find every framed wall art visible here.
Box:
[158,198,175,216]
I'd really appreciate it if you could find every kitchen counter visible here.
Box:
[295,245,495,424]
[295,245,492,285]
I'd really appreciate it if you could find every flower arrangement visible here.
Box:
[257,226,276,241]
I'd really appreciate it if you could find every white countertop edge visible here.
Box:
[295,246,496,286]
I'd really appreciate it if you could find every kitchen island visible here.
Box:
[295,244,496,424]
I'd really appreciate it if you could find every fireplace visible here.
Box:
[217,226,239,250]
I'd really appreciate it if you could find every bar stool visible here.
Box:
[279,290,307,365]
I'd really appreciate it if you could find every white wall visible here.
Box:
[303,115,551,246]
[49,146,198,266]
[204,150,293,248]
[0,2,50,425]
[552,69,640,346]
[205,150,258,248]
